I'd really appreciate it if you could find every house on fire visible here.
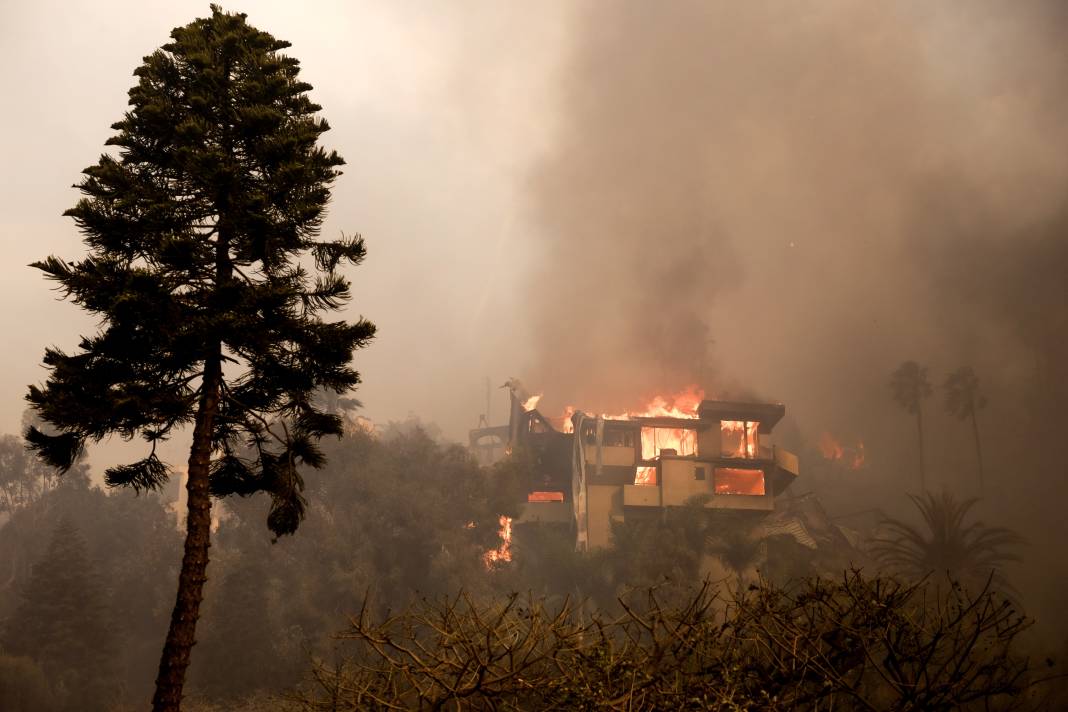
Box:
[470,389,801,551]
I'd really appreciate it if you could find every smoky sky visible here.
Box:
[522,1,1068,434]
[2,1,1066,487]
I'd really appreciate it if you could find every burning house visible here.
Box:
[470,386,800,551]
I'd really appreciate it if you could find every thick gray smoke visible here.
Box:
[524,0,1068,425]
[522,0,1068,631]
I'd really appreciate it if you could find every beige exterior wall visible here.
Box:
[705,493,774,511]
[623,484,660,507]
[586,484,623,550]
[518,501,572,524]
[660,459,714,506]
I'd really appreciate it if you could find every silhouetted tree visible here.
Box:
[890,360,933,490]
[944,366,988,493]
[2,518,120,710]
[871,491,1024,595]
[23,7,375,709]
[0,433,58,516]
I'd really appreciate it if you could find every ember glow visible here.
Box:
[818,432,866,470]
[527,491,564,502]
[635,465,657,485]
[640,426,697,460]
[619,385,705,420]
[483,515,513,566]
[618,386,704,485]
[721,420,759,458]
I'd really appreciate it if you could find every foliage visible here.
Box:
[944,365,988,490]
[26,3,373,534]
[890,361,933,415]
[0,652,59,712]
[24,5,374,706]
[0,433,59,516]
[183,425,514,696]
[872,490,1024,595]
[890,360,933,489]
[293,571,1043,710]
[1,518,121,710]
[944,366,987,420]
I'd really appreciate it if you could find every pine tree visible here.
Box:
[24,7,375,709]
[2,518,119,711]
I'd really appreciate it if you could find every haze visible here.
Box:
[2,0,1066,628]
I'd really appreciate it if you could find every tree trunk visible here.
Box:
[916,407,926,492]
[152,353,222,712]
[971,411,985,495]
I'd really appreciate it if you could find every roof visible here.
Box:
[696,400,786,432]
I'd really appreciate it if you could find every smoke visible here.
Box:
[522,1,1068,427]
[520,0,1068,633]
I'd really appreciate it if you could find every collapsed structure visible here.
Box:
[470,389,800,551]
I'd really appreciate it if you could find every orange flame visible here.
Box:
[558,385,705,425]
[560,386,706,486]
[818,432,865,470]
[483,515,512,567]
[721,420,759,458]
[818,432,844,460]
[522,394,542,411]
[851,442,866,470]
[635,465,657,485]
[615,385,705,420]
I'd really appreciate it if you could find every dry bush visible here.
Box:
[290,570,1054,710]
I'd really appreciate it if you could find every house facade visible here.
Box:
[472,390,800,551]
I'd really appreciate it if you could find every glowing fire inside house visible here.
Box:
[469,379,800,554]
[818,432,866,470]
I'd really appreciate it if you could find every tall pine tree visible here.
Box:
[2,518,120,711]
[25,7,375,709]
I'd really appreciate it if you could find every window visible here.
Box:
[720,420,760,458]
[694,466,706,481]
[604,428,636,448]
[640,427,697,460]
[634,466,657,485]
[713,467,765,495]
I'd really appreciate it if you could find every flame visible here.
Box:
[527,491,564,502]
[851,441,866,470]
[640,426,697,460]
[635,465,657,485]
[721,420,759,458]
[559,385,705,425]
[818,432,866,470]
[616,385,705,420]
[483,515,512,566]
[818,432,845,460]
[559,405,576,433]
[522,394,542,411]
[552,386,706,486]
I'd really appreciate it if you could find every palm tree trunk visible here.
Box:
[971,410,984,495]
[152,353,222,712]
[916,407,926,492]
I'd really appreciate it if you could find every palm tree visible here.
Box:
[871,491,1023,595]
[890,361,933,491]
[944,366,988,494]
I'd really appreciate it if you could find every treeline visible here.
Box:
[0,424,1063,709]
[0,423,520,709]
